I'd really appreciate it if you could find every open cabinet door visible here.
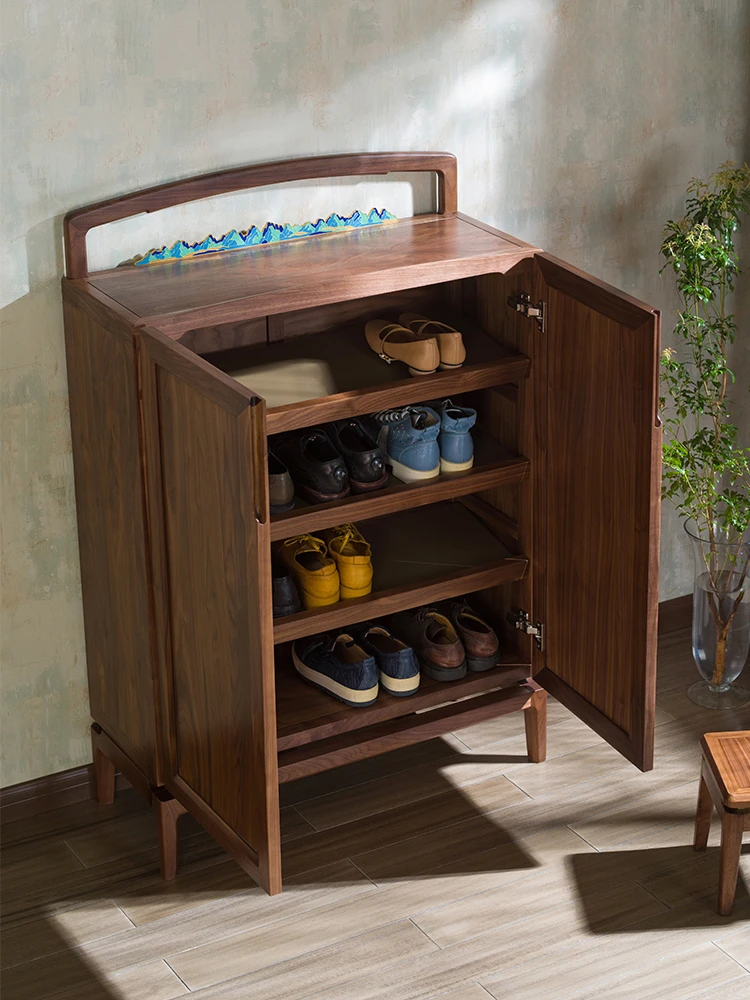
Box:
[532,254,661,771]
[139,327,281,894]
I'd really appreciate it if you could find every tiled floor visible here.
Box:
[2,627,749,1000]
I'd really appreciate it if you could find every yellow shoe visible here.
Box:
[321,524,374,600]
[280,534,340,609]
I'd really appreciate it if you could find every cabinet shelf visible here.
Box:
[276,647,530,752]
[272,501,528,644]
[269,433,529,540]
[210,319,529,434]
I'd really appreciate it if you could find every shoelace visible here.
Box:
[327,523,366,553]
[372,406,431,430]
[282,533,328,557]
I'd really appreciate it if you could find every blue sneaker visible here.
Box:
[371,405,440,483]
[438,400,476,473]
[292,633,379,707]
[351,622,420,697]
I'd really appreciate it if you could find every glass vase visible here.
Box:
[686,521,750,709]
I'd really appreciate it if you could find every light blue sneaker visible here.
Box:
[371,405,440,482]
[438,400,476,472]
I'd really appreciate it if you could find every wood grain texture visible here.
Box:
[140,326,281,893]
[63,301,158,779]
[524,684,548,763]
[277,685,536,783]
[533,253,660,771]
[702,732,750,809]
[64,152,459,278]
[86,215,534,334]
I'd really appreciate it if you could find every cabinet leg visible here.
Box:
[91,728,115,805]
[718,810,744,916]
[523,685,547,763]
[693,769,713,851]
[153,790,188,882]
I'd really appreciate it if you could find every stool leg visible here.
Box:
[694,771,713,851]
[718,810,744,916]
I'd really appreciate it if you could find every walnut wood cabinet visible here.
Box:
[62,152,660,895]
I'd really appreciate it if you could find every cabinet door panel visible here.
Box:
[533,254,660,771]
[140,327,281,893]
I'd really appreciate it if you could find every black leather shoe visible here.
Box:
[325,419,388,493]
[272,561,301,617]
[274,428,350,504]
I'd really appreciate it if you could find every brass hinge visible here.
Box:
[507,608,545,651]
[507,291,545,333]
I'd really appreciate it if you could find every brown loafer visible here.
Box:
[365,320,440,377]
[448,601,499,671]
[391,607,466,682]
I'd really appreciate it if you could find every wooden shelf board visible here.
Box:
[272,501,528,644]
[269,434,529,540]
[208,319,529,435]
[85,215,537,332]
[276,650,530,751]
[277,683,535,783]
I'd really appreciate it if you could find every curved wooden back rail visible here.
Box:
[63,151,458,279]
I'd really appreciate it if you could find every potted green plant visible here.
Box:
[660,161,750,709]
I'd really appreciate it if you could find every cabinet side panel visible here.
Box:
[156,371,266,849]
[63,301,156,775]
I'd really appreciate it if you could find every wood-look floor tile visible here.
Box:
[713,924,750,971]
[1,860,371,1000]
[431,986,493,1000]
[280,737,460,807]
[282,773,527,879]
[502,742,634,798]
[0,788,146,849]
[296,742,533,832]
[182,918,436,1000]
[64,810,204,868]
[0,840,84,893]
[638,844,749,909]
[655,687,750,730]
[280,805,316,841]
[692,978,750,1000]
[0,898,134,969]
[114,858,257,925]
[52,958,188,1000]
[552,941,745,1000]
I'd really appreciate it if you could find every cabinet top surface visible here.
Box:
[82,214,537,331]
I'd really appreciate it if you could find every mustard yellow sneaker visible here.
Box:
[280,534,340,609]
[321,524,374,600]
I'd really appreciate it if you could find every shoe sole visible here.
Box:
[350,474,389,494]
[388,457,440,483]
[340,584,373,600]
[467,653,499,672]
[438,361,464,370]
[421,660,468,682]
[407,366,439,377]
[380,671,420,696]
[440,456,474,473]
[269,499,296,514]
[298,484,351,504]
[292,647,379,706]
[272,604,301,618]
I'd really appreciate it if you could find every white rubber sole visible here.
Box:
[389,457,440,483]
[380,672,420,696]
[440,456,474,473]
[292,647,378,705]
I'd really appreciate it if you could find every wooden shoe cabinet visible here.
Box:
[62,152,661,895]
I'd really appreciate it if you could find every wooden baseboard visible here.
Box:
[0,764,130,826]
[658,594,691,635]
[1,594,693,823]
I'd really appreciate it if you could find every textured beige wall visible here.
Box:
[1,0,748,785]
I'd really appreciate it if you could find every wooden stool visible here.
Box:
[694,731,750,915]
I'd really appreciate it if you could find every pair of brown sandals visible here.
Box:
[365,313,466,377]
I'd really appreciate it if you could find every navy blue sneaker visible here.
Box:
[351,622,420,697]
[292,633,379,707]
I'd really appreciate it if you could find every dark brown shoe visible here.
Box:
[390,607,466,682]
[448,601,499,671]
[268,450,295,513]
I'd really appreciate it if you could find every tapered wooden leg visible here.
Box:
[524,685,547,763]
[91,728,115,805]
[694,768,713,851]
[718,810,744,916]
[153,790,188,881]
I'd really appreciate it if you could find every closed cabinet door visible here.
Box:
[531,253,661,771]
[140,326,281,894]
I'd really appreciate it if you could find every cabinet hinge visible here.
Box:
[507,291,545,333]
[507,608,545,651]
